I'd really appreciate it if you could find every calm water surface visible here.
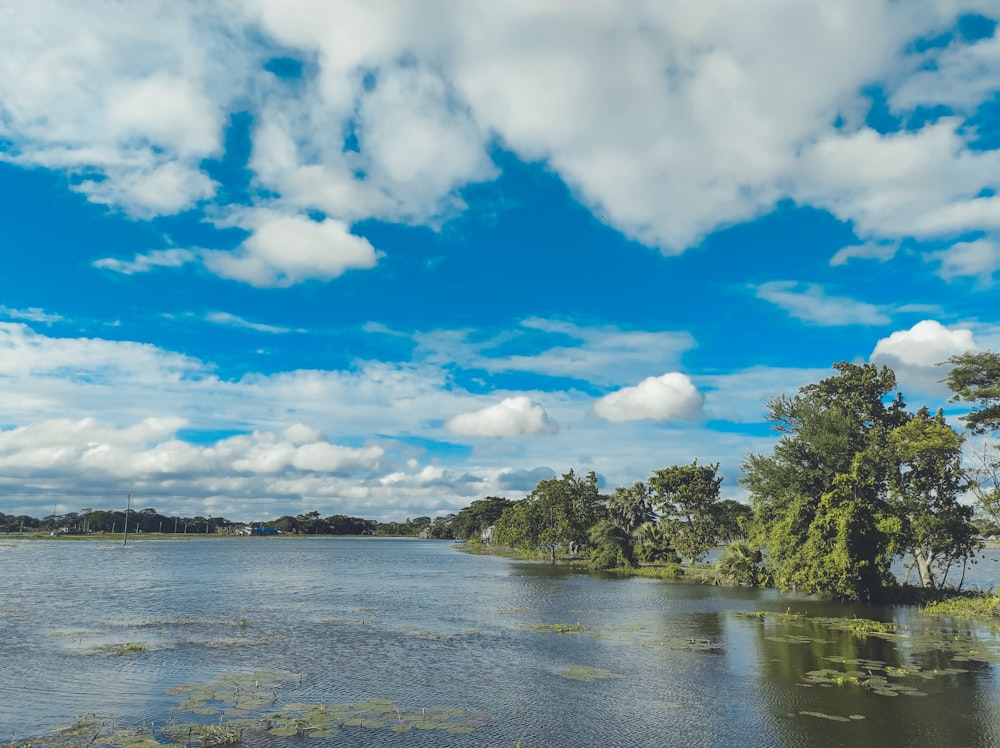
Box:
[1,538,999,747]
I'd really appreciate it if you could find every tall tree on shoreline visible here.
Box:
[888,407,976,589]
[944,350,1000,527]
[649,460,722,565]
[742,363,907,601]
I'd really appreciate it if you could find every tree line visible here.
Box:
[449,353,1000,603]
[1,506,454,539]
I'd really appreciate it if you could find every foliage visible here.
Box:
[922,589,1000,619]
[944,350,1000,435]
[715,541,767,587]
[742,363,907,601]
[649,460,723,564]
[888,407,978,589]
[588,519,635,570]
[632,521,681,564]
[944,351,1000,528]
[493,470,605,562]
[450,496,511,540]
[607,482,655,535]
[714,499,753,543]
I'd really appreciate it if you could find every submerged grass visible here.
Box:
[530,622,590,633]
[923,591,1000,620]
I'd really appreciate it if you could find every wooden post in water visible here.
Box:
[123,492,132,546]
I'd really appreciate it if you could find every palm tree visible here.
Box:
[633,521,679,564]
[589,520,636,570]
[608,482,655,534]
[716,541,766,586]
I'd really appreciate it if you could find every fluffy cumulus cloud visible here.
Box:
[870,319,976,395]
[3,2,1000,282]
[203,210,381,287]
[446,396,559,437]
[593,373,704,423]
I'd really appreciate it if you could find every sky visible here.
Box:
[1,1,1000,524]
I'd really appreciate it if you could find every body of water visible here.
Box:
[1,537,999,747]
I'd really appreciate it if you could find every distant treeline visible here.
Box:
[0,507,456,538]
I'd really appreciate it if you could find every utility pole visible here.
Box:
[123,492,132,546]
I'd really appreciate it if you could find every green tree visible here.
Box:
[493,470,605,562]
[944,350,1000,527]
[888,407,977,589]
[633,521,680,564]
[588,519,636,570]
[716,541,767,586]
[714,499,753,543]
[451,496,512,540]
[493,499,540,550]
[649,460,722,564]
[742,362,907,601]
[607,482,655,535]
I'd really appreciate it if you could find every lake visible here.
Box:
[1,537,999,747]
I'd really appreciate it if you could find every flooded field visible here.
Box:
[1,537,998,747]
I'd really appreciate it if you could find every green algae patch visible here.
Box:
[530,622,590,633]
[11,716,187,748]
[159,671,493,742]
[166,671,300,716]
[558,665,625,682]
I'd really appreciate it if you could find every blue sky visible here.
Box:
[1,2,999,523]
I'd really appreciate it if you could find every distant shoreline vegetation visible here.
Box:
[0,509,453,540]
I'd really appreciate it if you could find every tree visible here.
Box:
[944,351,1000,527]
[633,521,680,564]
[451,497,512,540]
[588,519,635,570]
[944,351,1000,435]
[714,499,753,544]
[493,470,605,562]
[742,363,907,601]
[716,541,766,587]
[649,460,722,564]
[607,482,655,535]
[888,407,977,589]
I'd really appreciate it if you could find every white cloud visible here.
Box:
[754,281,891,326]
[204,311,297,334]
[3,2,999,270]
[0,306,64,324]
[0,1,241,217]
[927,238,1000,286]
[870,319,976,395]
[94,248,197,275]
[446,396,558,437]
[202,210,381,287]
[829,241,898,266]
[413,317,697,386]
[0,320,865,519]
[890,29,1000,113]
[593,373,703,423]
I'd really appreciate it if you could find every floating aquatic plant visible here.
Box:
[113,642,146,656]
[530,622,589,633]
[557,665,625,682]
